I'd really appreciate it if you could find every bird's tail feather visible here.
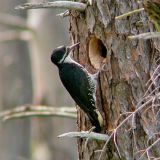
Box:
[87,110,103,132]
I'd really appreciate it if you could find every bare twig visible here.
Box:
[115,8,144,20]
[109,98,152,134]
[15,1,87,12]
[128,32,160,40]
[146,150,151,160]
[113,131,121,158]
[0,105,77,121]
[146,65,160,87]
[98,132,114,160]
[84,126,96,149]
[98,92,155,160]
[144,65,160,97]
[142,104,160,116]
[56,10,70,17]
[144,87,160,101]
[138,138,160,160]
[2,111,76,121]
[98,62,160,160]
[58,131,109,141]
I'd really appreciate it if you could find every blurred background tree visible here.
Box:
[0,0,77,160]
[0,0,31,160]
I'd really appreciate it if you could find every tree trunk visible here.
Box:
[70,0,160,159]
[27,5,77,160]
[0,0,32,160]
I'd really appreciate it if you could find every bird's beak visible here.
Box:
[68,42,80,51]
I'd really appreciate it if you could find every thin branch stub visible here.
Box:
[58,131,109,141]
[56,10,70,17]
[0,105,77,121]
[115,8,144,20]
[128,32,160,39]
[15,1,87,12]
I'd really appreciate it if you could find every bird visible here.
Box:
[51,42,103,132]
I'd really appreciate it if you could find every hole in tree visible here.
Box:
[89,37,107,69]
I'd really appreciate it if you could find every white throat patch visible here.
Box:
[59,53,67,63]
[58,50,83,68]
[58,48,68,64]
[63,55,83,67]
[63,55,74,63]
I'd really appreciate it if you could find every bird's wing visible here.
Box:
[59,63,97,112]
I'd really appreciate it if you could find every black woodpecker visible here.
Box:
[51,43,103,132]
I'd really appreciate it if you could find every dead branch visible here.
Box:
[98,132,114,160]
[138,138,160,160]
[58,131,109,141]
[146,65,160,87]
[144,65,160,97]
[98,83,159,160]
[128,32,160,39]
[15,1,87,12]
[0,105,77,121]
[56,10,70,17]
[113,131,121,158]
[115,8,144,20]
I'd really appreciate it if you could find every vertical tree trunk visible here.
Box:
[70,0,160,159]
[0,0,32,160]
[27,5,77,160]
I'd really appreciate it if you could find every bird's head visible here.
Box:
[51,42,80,66]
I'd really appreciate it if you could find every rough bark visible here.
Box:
[70,0,160,159]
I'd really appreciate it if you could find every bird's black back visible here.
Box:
[58,63,96,112]
[58,63,101,132]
